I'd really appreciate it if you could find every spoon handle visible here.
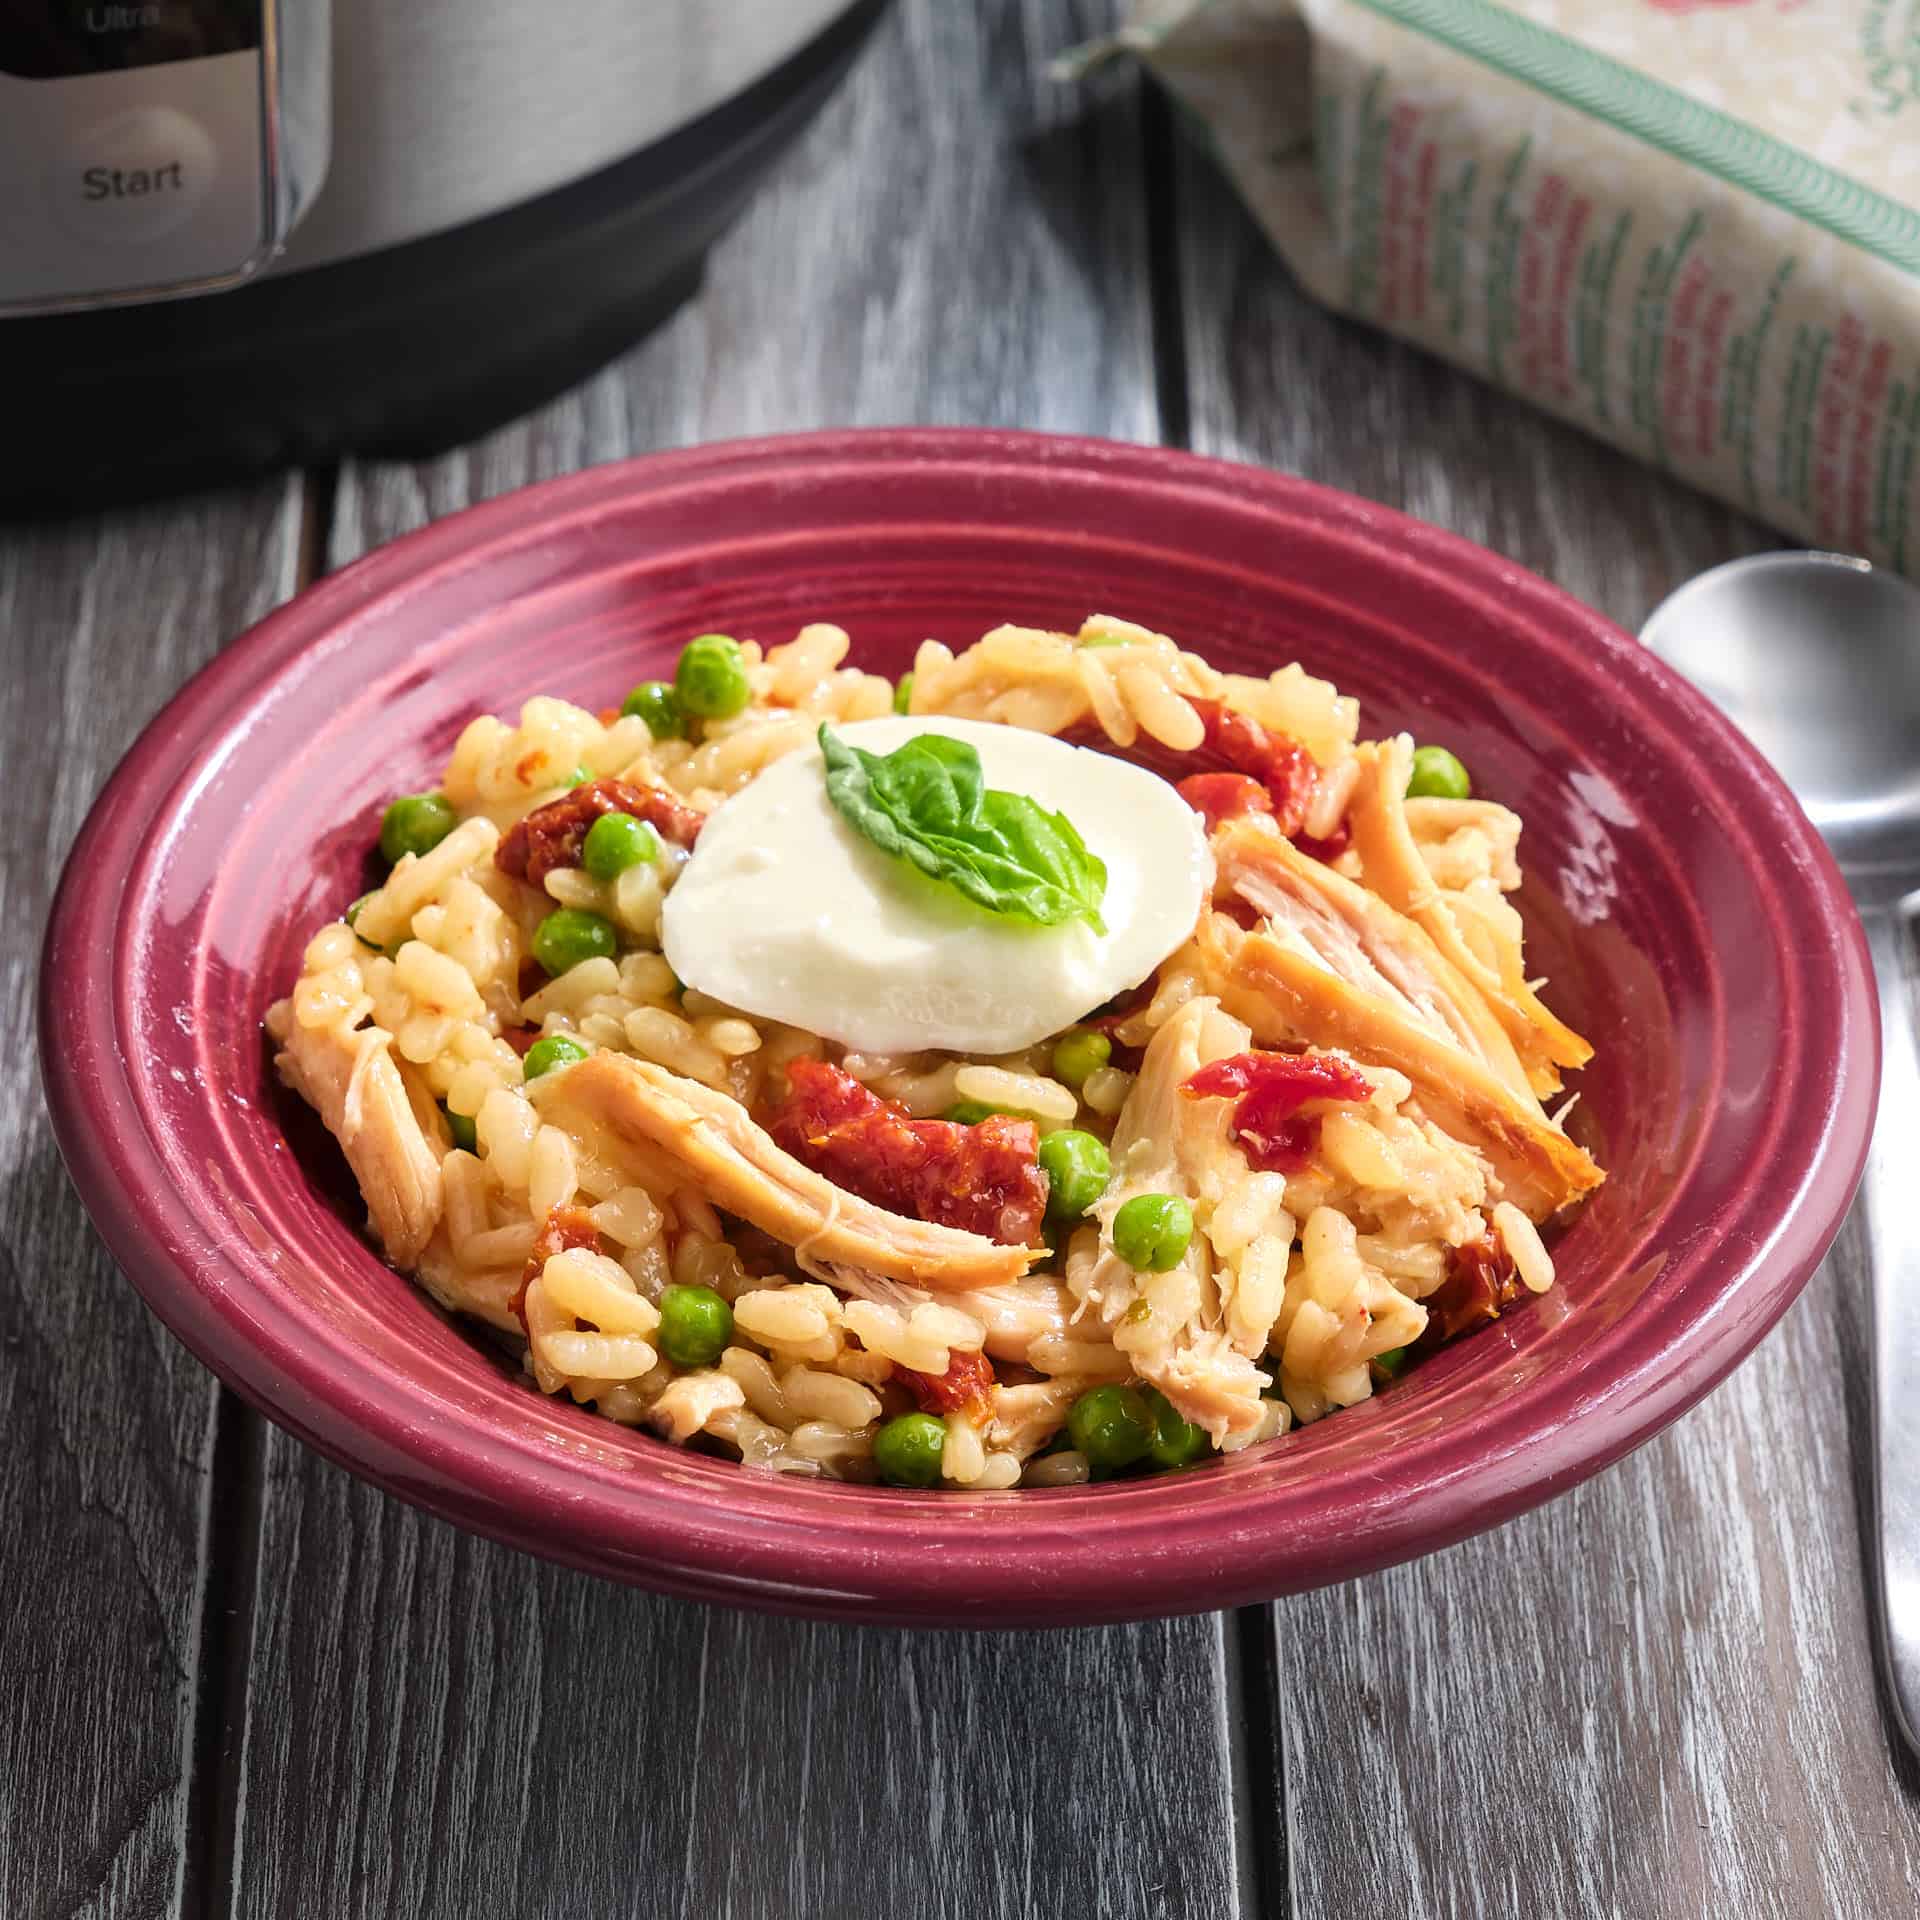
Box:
[1868,903,1920,1753]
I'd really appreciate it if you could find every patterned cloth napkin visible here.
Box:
[1065,0,1920,572]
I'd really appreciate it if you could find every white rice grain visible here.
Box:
[1493,1201,1555,1293]
[527,1125,578,1219]
[951,1064,1077,1126]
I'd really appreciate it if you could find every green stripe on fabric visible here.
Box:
[1349,0,1920,276]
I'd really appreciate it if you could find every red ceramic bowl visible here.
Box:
[40,430,1875,1625]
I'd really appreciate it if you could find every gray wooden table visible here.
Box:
[6,4,1918,1914]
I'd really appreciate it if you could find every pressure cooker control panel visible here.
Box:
[0,0,330,314]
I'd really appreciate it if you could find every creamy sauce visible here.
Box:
[662,717,1209,1055]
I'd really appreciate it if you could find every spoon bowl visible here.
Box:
[1644,548,1920,1757]
[1642,553,1920,904]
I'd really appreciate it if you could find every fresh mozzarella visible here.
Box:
[661,716,1209,1056]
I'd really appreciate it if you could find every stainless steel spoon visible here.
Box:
[1641,550,1920,1754]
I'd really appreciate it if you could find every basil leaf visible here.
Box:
[866,733,980,834]
[819,725,1108,932]
[980,791,1108,925]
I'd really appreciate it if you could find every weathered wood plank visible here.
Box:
[236,1462,1240,1920]
[1262,1216,1920,1920]
[1173,133,1920,1918]
[0,483,303,1919]
[229,9,1242,1920]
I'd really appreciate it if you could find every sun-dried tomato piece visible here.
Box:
[1180,1049,1372,1173]
[495,776,704,887]
[1419,1233,1527,1345]
[771,1055,871,1129]
[895,1347,996,1421]
[1176,771,1275,833]
[1293,820,1352,864]
[768,1059,1048,1247]
[508,1203,603,1330]
[1186,698,1328,846]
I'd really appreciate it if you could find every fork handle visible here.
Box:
[1868,903,1920,1753]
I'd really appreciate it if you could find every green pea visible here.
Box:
[942,1099,1045,1126]
[1372,1345,1411,1379]
[872,1412,948,1488]
[657,1284,734,1369]
[1067,1384,1156,1470]
[675,633,752,719]
[1111,1192,1193,1271]
[378,792,456,865]
[522,1033,589,1080]
[443,1104,477,1153]
[532,908,617,976]
[893,672,915,715]
[564,765,592,789]
[1037,1129,1111,1225]
[1051,1027,1112,1089]
[1407,744,1472,801]
[621,679,685,739]
[581,811,659,880]
[1144,1388,1210,1469]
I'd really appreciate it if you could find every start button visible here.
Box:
[50,104,215,246]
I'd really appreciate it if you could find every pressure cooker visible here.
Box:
[1,0,886,509]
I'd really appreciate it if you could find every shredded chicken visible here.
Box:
[1347,736,1591,1094]
[1202,817,1602,1220]
[272,1016,445,1264]
[1154,1330,1275,1440]
[987,1378,1084,1457]
[414,1227,521,1335]
[646,1369,746,1444]
[1216,813,1536,1095]
[534,1052,1034,1289]
[1069,998,1276,1450]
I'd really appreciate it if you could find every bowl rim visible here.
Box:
[38,427,1878,1624]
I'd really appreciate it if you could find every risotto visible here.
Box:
[267,614,1602,1490]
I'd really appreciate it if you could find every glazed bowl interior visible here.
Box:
[41,431,1873,1624]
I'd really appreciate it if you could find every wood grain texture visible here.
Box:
[1171,132,1920,1919]
[235,1457,1238,1920]
[230,10,1243,1920]
[0,484,303,1920]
